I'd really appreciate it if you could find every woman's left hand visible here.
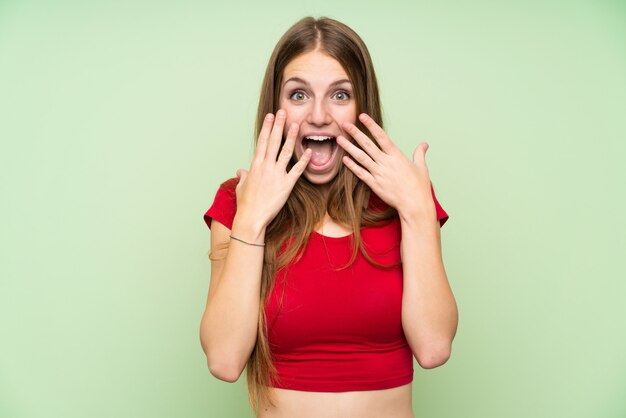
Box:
[337,113,436,219]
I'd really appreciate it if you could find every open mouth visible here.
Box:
[302,136,339,170]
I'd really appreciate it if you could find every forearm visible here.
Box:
[201,214,266,379]
[399,210,458,368]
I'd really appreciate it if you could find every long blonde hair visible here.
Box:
[246,16,398,415]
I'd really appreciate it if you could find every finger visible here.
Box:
[357,113,396,154]
[277,122,299,168]
[341,121,385,162]
[336,135,377,172]
[266,109,287,160]
[287,148,312,182]
[253,113,275,166]
[342,155,374,185]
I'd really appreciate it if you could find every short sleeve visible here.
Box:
[368,184,449,228]
[431,183,449,228]
[203,177,239,230]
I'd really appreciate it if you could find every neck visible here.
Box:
[315,183,331,200]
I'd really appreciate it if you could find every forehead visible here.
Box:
[283,50,350,82]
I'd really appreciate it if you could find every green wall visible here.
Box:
[1,1,625,417]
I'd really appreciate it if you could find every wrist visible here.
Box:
[398,205,438,228]
[231,213,267,244]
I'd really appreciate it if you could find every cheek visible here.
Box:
[278,97,298,115]
[335,105,357,125]
[284,107,306,126]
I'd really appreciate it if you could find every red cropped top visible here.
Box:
[203,178,449,392]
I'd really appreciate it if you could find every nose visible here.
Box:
[306,99,332,126]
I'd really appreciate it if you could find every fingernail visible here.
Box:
[265,113,274,121]
[277,109,285,118]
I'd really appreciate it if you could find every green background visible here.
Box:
[1,0,625,417]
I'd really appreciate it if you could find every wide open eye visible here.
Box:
[333,90,351,101]
[290,90,308,101]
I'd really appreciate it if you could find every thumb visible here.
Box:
[412,142,429,163]
[236,168,248,182]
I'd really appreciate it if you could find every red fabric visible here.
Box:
[203,178,450,392]
[203,177,449,230]
[203,178,239,230]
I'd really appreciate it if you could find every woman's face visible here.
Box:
[279,49,357,187]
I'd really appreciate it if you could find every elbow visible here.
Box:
[415,345,451,369]
[200,337,249,383]
[202,340,245,383]
[207,359,244,383]
[200,322,245,383]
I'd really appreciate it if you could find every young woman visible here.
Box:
[200,17,458,418]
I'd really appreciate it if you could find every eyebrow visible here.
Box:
[282,77,352,88]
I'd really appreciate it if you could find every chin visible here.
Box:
[302,166,341,186]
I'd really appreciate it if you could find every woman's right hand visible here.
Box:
[234,109,312,229]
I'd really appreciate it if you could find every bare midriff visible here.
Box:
[258,383,414,418]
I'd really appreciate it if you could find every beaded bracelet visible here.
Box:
[230,234,265,247]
